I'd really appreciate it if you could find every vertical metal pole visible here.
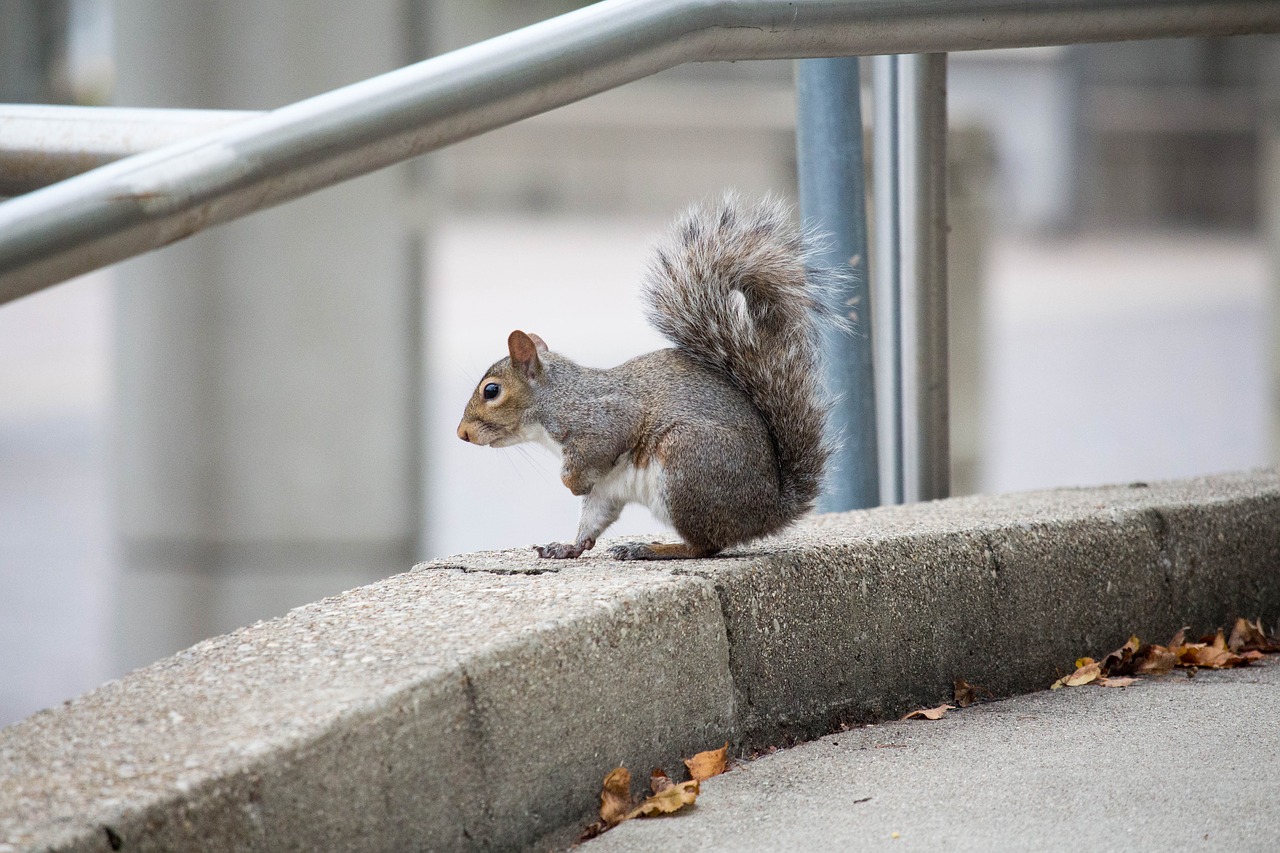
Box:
[871,55,903,505]
[900,53,950,502]
[796,57,880,511]
[873,53,950,504]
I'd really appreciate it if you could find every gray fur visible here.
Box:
[457,193,838,559]
[643,192,834,521]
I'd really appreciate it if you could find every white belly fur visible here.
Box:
[595,456,672,527]
[518,422,564,456]
[517,423,671,526]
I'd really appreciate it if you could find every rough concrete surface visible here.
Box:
[585,661,1280,852]
[0,569,732,852]
[2,469,1278,851]
[688,470,1280,744]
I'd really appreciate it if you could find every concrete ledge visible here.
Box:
[3,470,1278,851]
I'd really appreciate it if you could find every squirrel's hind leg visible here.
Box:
[608,541,720,561]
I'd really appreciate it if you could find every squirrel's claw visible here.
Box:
[534,540,589,559]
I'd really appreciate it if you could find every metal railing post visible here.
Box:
[795,57,879,512]
[873,53,950,504]
[872,55,902,505]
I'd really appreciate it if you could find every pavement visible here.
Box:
[584,661,1280,852]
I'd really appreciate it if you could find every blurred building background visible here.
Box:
[1,0,1277,725]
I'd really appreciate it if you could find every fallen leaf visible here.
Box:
[579,767,635,840]
[1042,618,1272,705]
[901,703,955,721]
[1170,622,1280,668]
[684,742,730,782]
[1132,644,1178,675]
[1173,629,1244,668]
[1101,636,1141,675]
[599,767,633,826]
[1175,642,1242,669]
[1227,617,1280,653]
[953,679,979,708]
[1064,660,1102,687]
[1228,618,1263,652]
[628,770,699,818]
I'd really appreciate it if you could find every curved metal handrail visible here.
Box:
[0,0,1275,303]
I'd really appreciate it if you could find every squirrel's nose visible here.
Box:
[457,423,472,443]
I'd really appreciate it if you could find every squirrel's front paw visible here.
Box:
[534,540,590,559]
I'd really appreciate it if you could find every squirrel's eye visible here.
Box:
[483,382,501,401]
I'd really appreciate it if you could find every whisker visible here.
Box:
[501,449,527,483]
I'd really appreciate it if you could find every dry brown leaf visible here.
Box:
[1176,642,1242,669]
[1101,636,1141,675]
[684,742,730,782]
[953,679,979,708]
[1064,660,1102,687]
[628,770,699,818]
[579,767,635,840]
[1228,618,1263,652]
[1042,619,1272,705]
[1051,660,1101,690]
[1172,628,1245,669]
[1133,644,1178,675]
[901,703,955,721]
[598,767,633,827]
[1201,626,1273,663]
[1227,618,1280,653]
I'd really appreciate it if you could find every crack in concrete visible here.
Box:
[436,564,560,576]
[458,667,495,846]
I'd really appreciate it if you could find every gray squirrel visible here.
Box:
[456,193,837,560]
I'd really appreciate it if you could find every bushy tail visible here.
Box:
[643,193,837,518]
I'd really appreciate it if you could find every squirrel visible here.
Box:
[456,193,838,560]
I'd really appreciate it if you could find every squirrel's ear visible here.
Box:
[526,332,549,352]
[507,330,543,379]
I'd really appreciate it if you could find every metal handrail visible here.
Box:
[0,104,259,197]
[0,0,1275,305]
